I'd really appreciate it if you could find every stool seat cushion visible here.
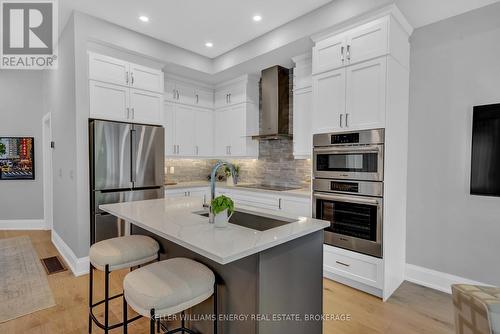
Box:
[124,258,215,317]
[90,235,159,271]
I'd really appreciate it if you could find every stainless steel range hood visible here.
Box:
[252,65,292,140]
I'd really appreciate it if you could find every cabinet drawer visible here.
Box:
[324,245,383,288]
[217,190,280,211]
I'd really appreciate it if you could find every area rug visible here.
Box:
[0,236,56,323]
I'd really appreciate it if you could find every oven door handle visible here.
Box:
[313,192,381,205]
[313,145,382,154]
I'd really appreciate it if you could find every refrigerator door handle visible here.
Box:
[131,128,137,184]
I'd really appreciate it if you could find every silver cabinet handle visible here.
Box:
[228,146,231,155]
[341,46,345,62]
[131,72,134,85]
[125,71,129,84]
[173,145,176,154]
[131,107,135,120]
[126,107,130,119]
[226,94,228,104]
[278,198,282,210]
[345,113,349,127]
[339,114,343,128]
[195,94,199,104]
[195,145,199,155]
[177,90,180,100]
[228,93,231,103]
[346,45,351,61]
[336,261,350,267]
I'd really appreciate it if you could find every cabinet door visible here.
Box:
[174,105,196,156]
[89,80,129,121]
[214,109,230,156]
[88,53,129,86]
[194,108,214,156]
[227,82,245,105]
[312,68,346,134]
[194,88,214,109]
[163,102,176,156]
[227,105,246,156]
[293,88,312,158]
[312,34,346,74]
[176,82,196,105]
[345,58,386,130]
[129,89,162,125]
[129,63,164,93]
[214,90,228,109]
[346,18,388,65]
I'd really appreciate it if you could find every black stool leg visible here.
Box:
[88,263,93,334]
[150,309,156,334]
[104,264,110,334]
[123,294,128,334]
[213,283,218,334]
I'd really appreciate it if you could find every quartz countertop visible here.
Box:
[164,181,311,198]
[100,197,328,265]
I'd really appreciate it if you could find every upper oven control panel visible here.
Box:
[313,128,385,147]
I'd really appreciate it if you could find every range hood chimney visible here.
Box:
[252,65,291,140]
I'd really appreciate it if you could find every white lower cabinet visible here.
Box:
[165,187,210,205]
[324,245,384,293]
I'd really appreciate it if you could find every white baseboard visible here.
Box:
[405,263,491,294]
[0,219,48,230]
[51,230,89,277]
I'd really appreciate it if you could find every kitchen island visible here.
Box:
[100,196,329,334]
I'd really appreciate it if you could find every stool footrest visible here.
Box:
[164,327,197,334]
[89,305,141,330]
[90,292,123,308]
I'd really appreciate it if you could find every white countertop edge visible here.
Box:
[100,201,327,265]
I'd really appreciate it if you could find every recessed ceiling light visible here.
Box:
[139,16,149,22]
[253,15,262,22]
[205,42,213,48]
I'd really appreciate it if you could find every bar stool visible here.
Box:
[123,257,217,334]
[88,235,160,333]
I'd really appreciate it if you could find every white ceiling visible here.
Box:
[59,0,332,58]
[395,0,500,28]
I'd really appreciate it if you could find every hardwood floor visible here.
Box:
[0,231,455,333]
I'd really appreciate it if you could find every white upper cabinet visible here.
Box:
[292,53,313,159]
[165,77,214,109]
[88,53,129,86]
[88,52,164,125]
[194,108,214,156]
[345,58,386,130]
[129,89,163,125]
[128,63,164,93]
[312,17,393,75]
[312,68,346,134]
[89,80,130,121]
[214,76,258,109]
[311,14,410,133]
[174,105,196,156]
[346,18,388,66]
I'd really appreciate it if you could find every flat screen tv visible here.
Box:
[471,103,500,196]
[0,137,35,180]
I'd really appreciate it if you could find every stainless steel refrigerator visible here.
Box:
[89,120,164,244]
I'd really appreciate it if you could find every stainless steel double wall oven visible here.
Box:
[313,129,384,258]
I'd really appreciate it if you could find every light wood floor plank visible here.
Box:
[0,231,455,333]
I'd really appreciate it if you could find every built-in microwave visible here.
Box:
[313,129,384,181]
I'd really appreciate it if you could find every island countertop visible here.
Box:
[100,197,329,265]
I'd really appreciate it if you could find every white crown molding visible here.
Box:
[51,230,89,277]
[0,219,48,230]
[405,264,491,294]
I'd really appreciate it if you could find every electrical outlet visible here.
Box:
[169,166,175,174]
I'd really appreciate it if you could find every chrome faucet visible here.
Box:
[208,160,237,224]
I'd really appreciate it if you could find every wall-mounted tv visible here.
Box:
[471,103,500,196]
[0,137,35,180]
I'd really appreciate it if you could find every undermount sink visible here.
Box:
[193,209,296,231]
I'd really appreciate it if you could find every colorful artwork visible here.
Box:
[0,137,35,180]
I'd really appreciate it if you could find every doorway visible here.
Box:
[42,113,53,230]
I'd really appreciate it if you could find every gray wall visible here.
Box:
[0,70,44,220]
[407,3,500,285]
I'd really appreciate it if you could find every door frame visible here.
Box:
[42,112,53,230]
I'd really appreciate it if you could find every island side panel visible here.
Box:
[132,225,259,334]
[257,230,324,334]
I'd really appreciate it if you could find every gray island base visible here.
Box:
[133,225,324,334]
